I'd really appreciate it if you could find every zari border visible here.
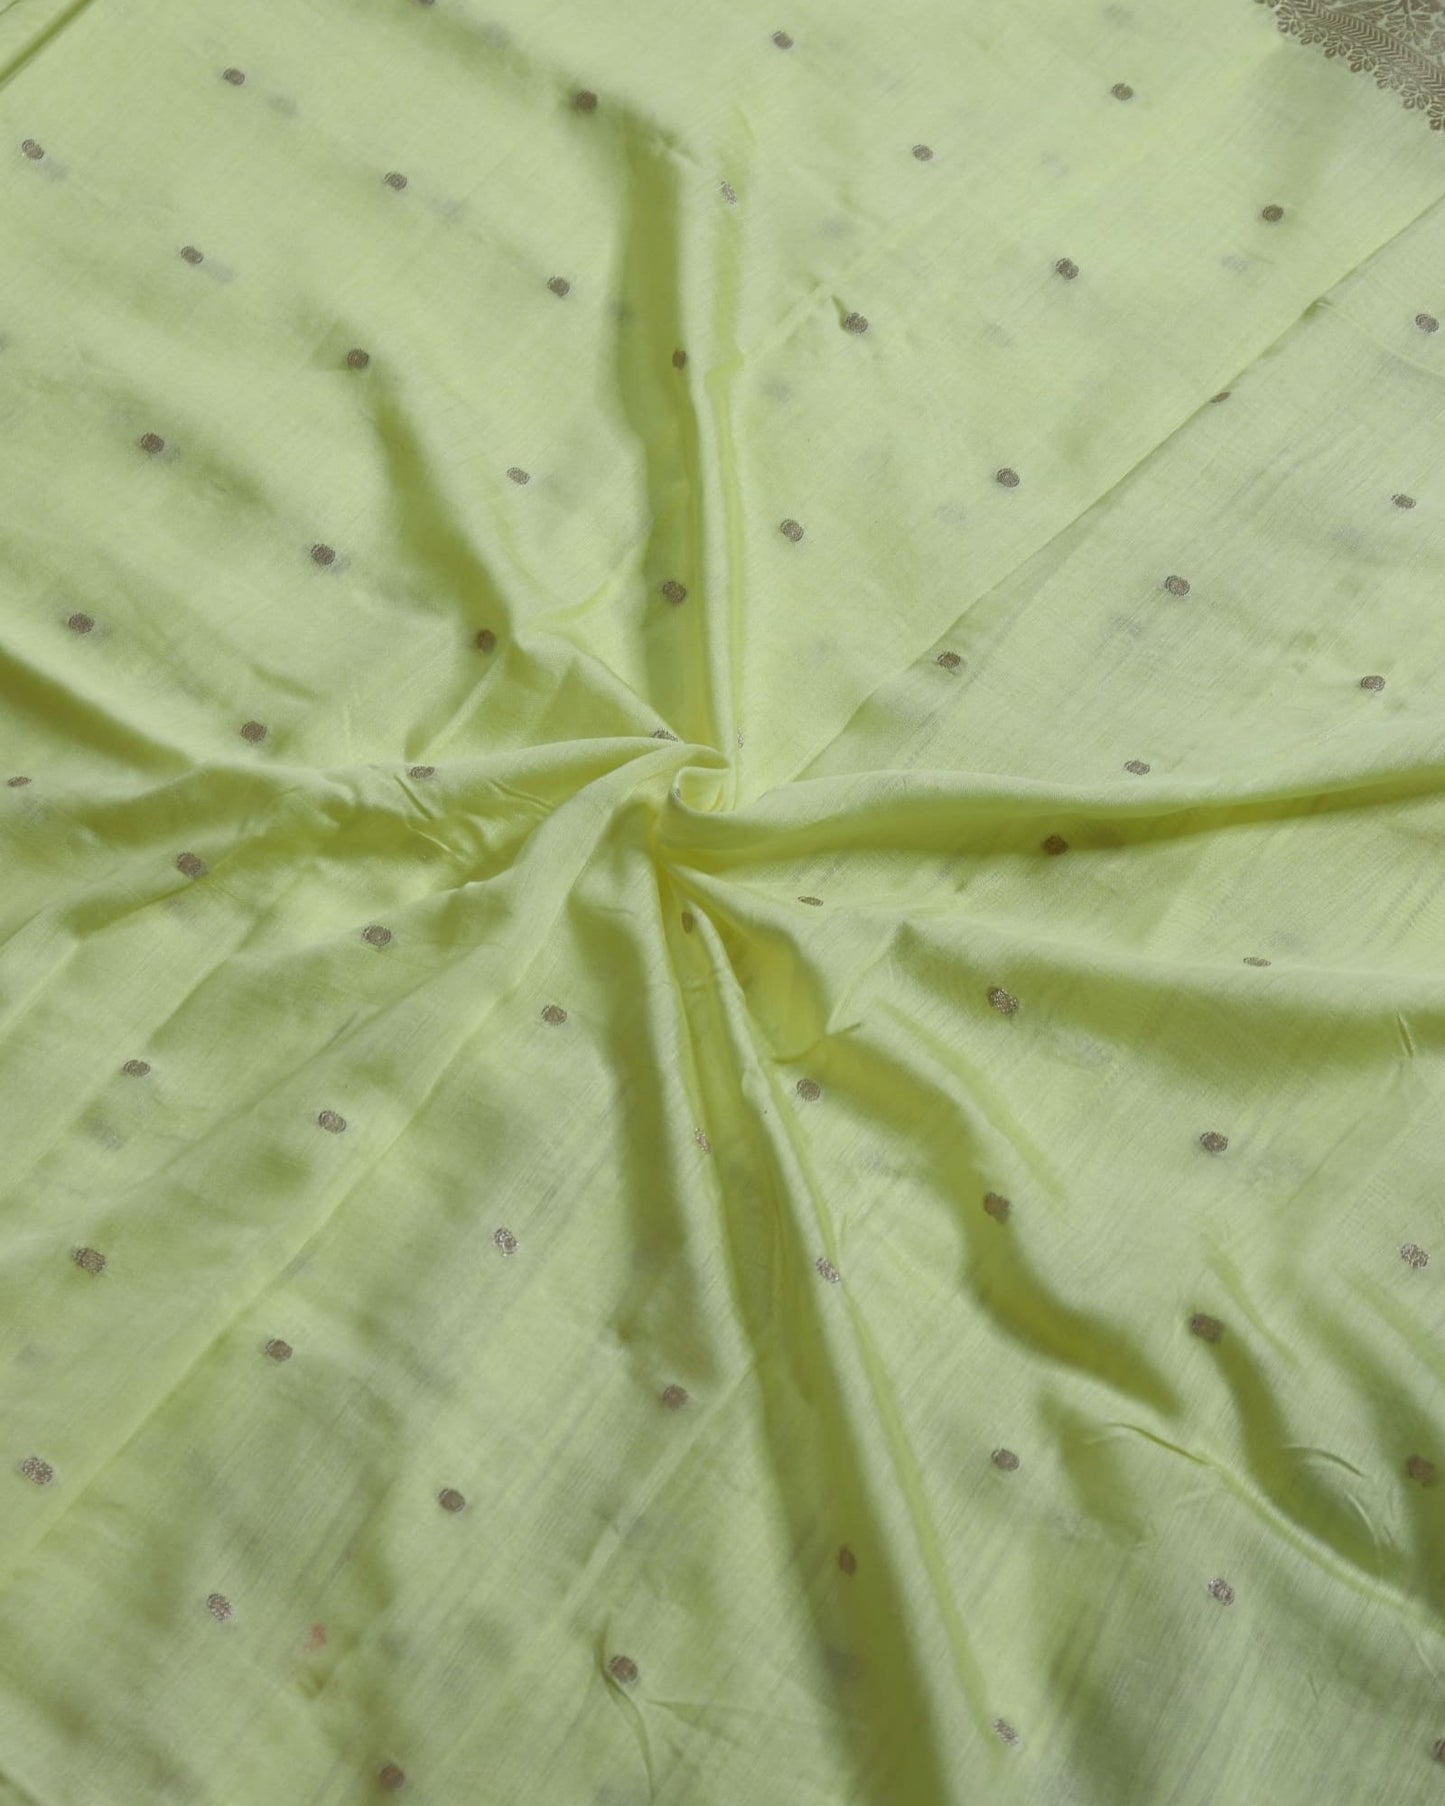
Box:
[1257,0,1445,130]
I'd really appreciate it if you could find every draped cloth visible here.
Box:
[3,1,1445,1800]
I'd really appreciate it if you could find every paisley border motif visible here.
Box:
[1257,0,1445,130]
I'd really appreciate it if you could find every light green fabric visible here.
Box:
[4,0,1445,1800]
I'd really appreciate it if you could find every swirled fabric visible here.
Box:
[3,0,1445,1801]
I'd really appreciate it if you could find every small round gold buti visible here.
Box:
[506,467,530,485]
[992,1720,1019,1746]
[240,720,267,743]
[608,1655,639,1686]
[1407,1455,1438,1487]
[121,1058,150,1077]
[175,852,206,877]
[720,181,737,204]
[1041,835,1068,856]
[317,1109,347,1134]
[1206,1578,1235,1606]
[1189,1312,1223,1344]
[987,986,1019,1016]
[1242,956,1271,967]
[20,1457,53,1486]
[573,89,598,112]
[1163,574,1190,596]
[1360,674,1386,692]
[672,348,688,368]
[346,348,370,369]
[1111,82,1134,100]
[983,1191,1011,1222]
[383,172,408,190]
[796,1077,821,1101]
[1416,312,1439,333]
[180,245,204,264]
[264,1338,293,1362]
[1199,1130,1229,1154]
[780,518,804,541]
[408,764,435,779]
[222,68,246,85]
[378,1766,407,1794]
[1124,759,1151,776]
[912,143,934,161]
[547,275,571,297]
[206,1593,234,1622]
[995,467,1020,488]
[1054,257,1079,280]
[493,1227,517,1256]
[660,579,687,604]
[842,311,869,334]
[937,651,962,670]
[21,139,45,160]
[798,895,823,907]
[67,612,95,634]
[541,1003,567,1025]
[362,925,393,948]
[680,911,695,932]
[476,628,496,652]
[438,1487,466,1512]
[991,1448,1020,1472]
[6,776,31,787]
[310,543,337,566]
[837,1545,857,1575]
[815,1256,841,1284]
[1261,204,1284,223]
[772,30,793,48]
[1401,1242,1429,1269]
[138,432,165,455]
[1393,494,1416,510]
[661,1384,689,1409]
[72,1245,107,1274]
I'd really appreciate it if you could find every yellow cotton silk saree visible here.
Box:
[4,0,1445,1799]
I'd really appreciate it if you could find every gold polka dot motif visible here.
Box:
[73,1246,107,1274]
[1189,1313,1223,1343]
[780,518,804,542]
[1360,674,1386,692]
[660,1384,689,1409]
[1401,1243,1429,1269]
[608,1654,639,1686]
[264,1338,293,1362]
[121,1058,150,1077]
[837,1545,857,1575]
[815,1256,840,1284]
[378,1765,407,1793]
[796,1077,822,1101]
[541,1004,567,1026]
[1198,1131,1229,1154]
[206,1592,234,1622]
[222,68,246,86]
[21,139,44,160]
[1207,1577,1235,1605]
[991,1448,1020,1471]
[983,1192,1011,1223]
[438,1487,466,1512]
[987,987,1019,1016]
[1416,312,1439,333]
[493,1227,518,1257]
[20,1456,54,1486]
[317,1109,347,1134]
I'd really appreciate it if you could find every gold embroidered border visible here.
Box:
[1257,0,1445,129]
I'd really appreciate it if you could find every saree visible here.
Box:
[3,0,1445,1799]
